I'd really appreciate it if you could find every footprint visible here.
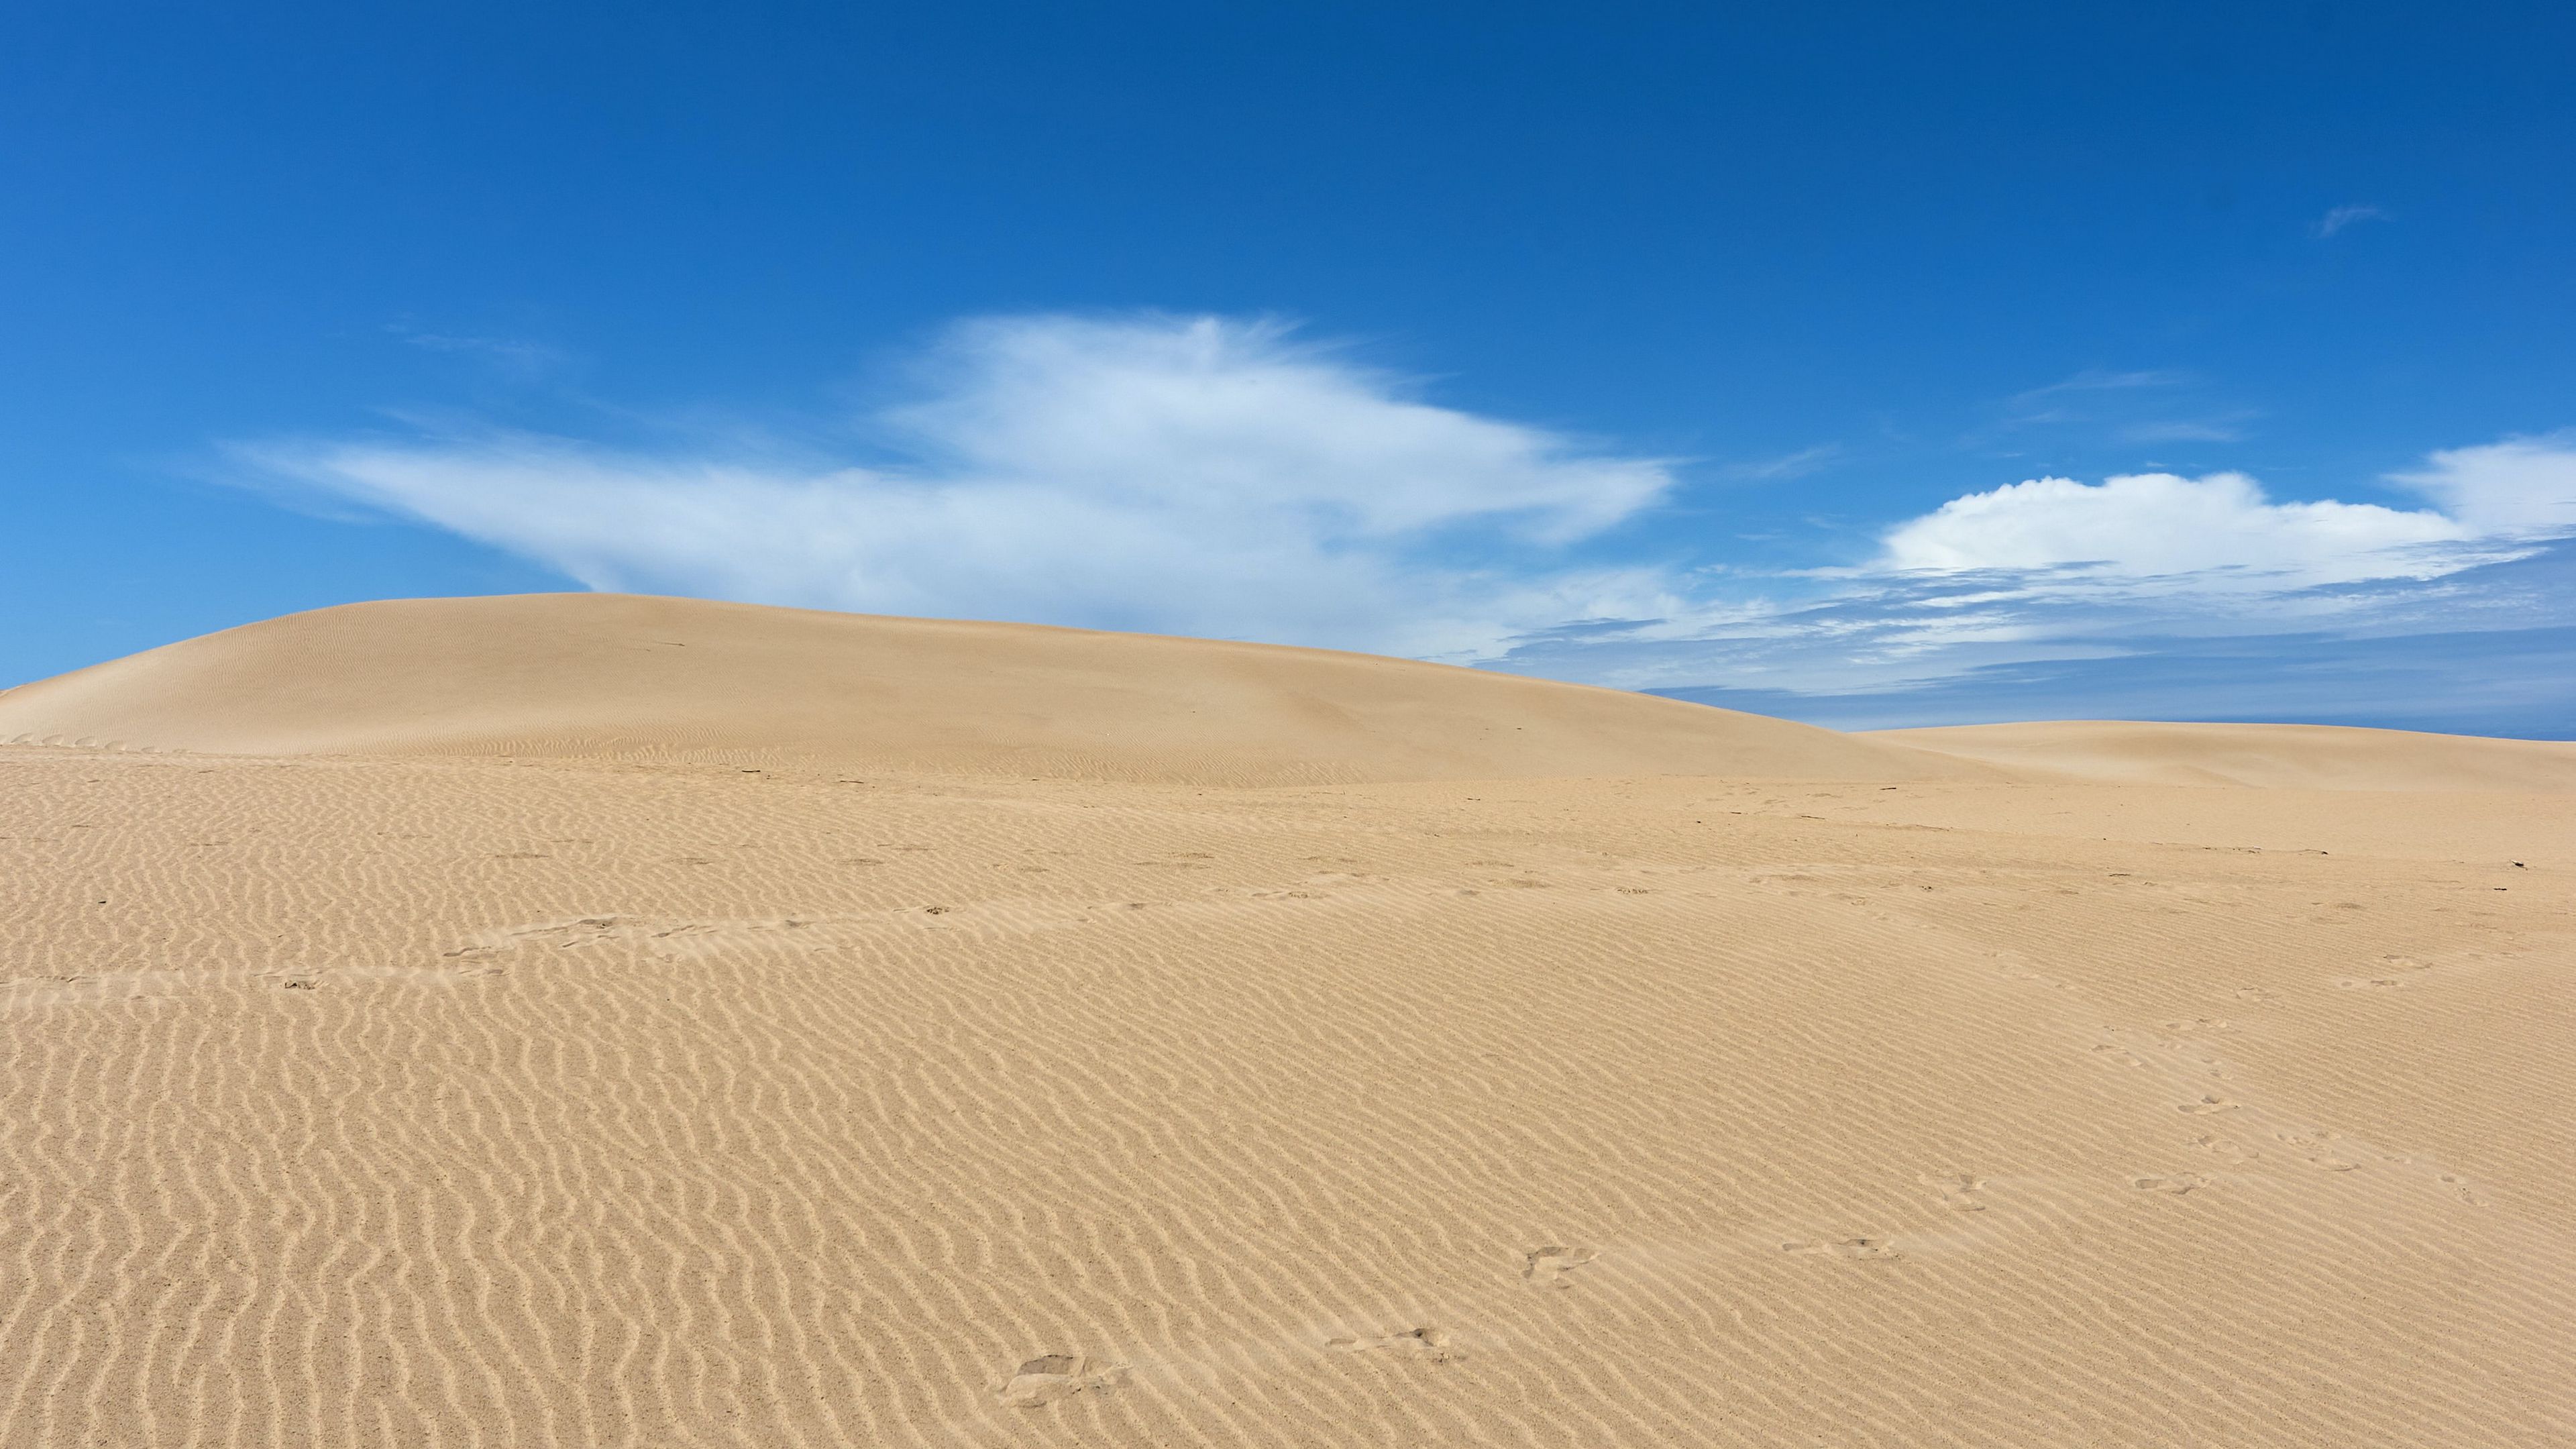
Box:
[1920,1173,1987,1212]
[2092,1043,2149,1068]
[2274,1131,2359,1171]
[1327,1327,1458,1362]
[2178,1095,2240,1115]
[2188,1134,2258,1162]
[996,1354,1125,1407]
[2130,1174,2207,1194]
[2438,1173,2489,1206]
[2334,976,2408,991]
[1523,1246,1596,1288]
[1782,1237,1900,1260]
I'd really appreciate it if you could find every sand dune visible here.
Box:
[0,593,1972,786]
[4,598,2571,1448]
[1878,718,2576,792]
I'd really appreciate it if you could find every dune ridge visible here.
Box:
[0,593,1971,786]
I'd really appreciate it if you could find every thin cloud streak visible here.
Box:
[2314,203,2390,237]
[1720,443,1843,480]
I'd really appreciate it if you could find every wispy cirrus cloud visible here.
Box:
[2117,415,2253,444]
[1978,368,2251,449]
[2314,203,2390,238]
[239,313,1687,661]
[1719,443,1843,481]
[2006,368,2188,407]
[389,325,570,382]
[229,312,2576,717]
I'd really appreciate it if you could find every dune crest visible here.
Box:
[0,592,1975,786]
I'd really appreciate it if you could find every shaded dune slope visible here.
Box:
[0,593,1977,786]
[1878,719,2576,792]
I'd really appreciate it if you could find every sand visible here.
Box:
[2,594,2570,1447]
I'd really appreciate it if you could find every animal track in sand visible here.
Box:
[996,1354,1125,1407]
[2337,955,2432,991]
[2178,1095,2240,1115]
[1327,1328,1459,1362]
[2190,1134,2258,1162]
[2273,1131,2359,1171]
[1783,1237,1900,1260]
[1920,1174,1988,1211]
[2130,1175,2207,1194]
[1523,1246,1596,1287]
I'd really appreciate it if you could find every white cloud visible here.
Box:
[1720,443,1842,480]
[1876,470,2481,589]
[390,326,570,382]
[2314,203,2389,238]
[2387,432,2576,535]
[2007,369,2186,406]
[239,313,1683,659]
[229,311,2576,709]
[2117,417,2247,443]
[1493,440,2576,697]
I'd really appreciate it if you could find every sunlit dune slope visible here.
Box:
[6,599,2576,1447]
[1873,719,2576,792]
[0,592,1977,785]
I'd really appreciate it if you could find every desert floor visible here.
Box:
[3,598,2571,1447]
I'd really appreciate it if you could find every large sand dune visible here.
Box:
[0,593,1970,786]
[4,596,2571,1448]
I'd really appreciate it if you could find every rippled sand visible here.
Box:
[3,596,2570,1446]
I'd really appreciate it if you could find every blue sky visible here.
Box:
[5,1,2573,735]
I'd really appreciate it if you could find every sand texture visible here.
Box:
[3,595,2572,1447]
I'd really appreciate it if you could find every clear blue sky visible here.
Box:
[6,1,2572,734]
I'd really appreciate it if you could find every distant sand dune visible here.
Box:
[1876,719,2576,792]
[3,597,2571,1446]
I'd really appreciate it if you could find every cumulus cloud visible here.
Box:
[239,313,1683,659]
[1492,437,2576,697]
[1876,470,2483,589]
